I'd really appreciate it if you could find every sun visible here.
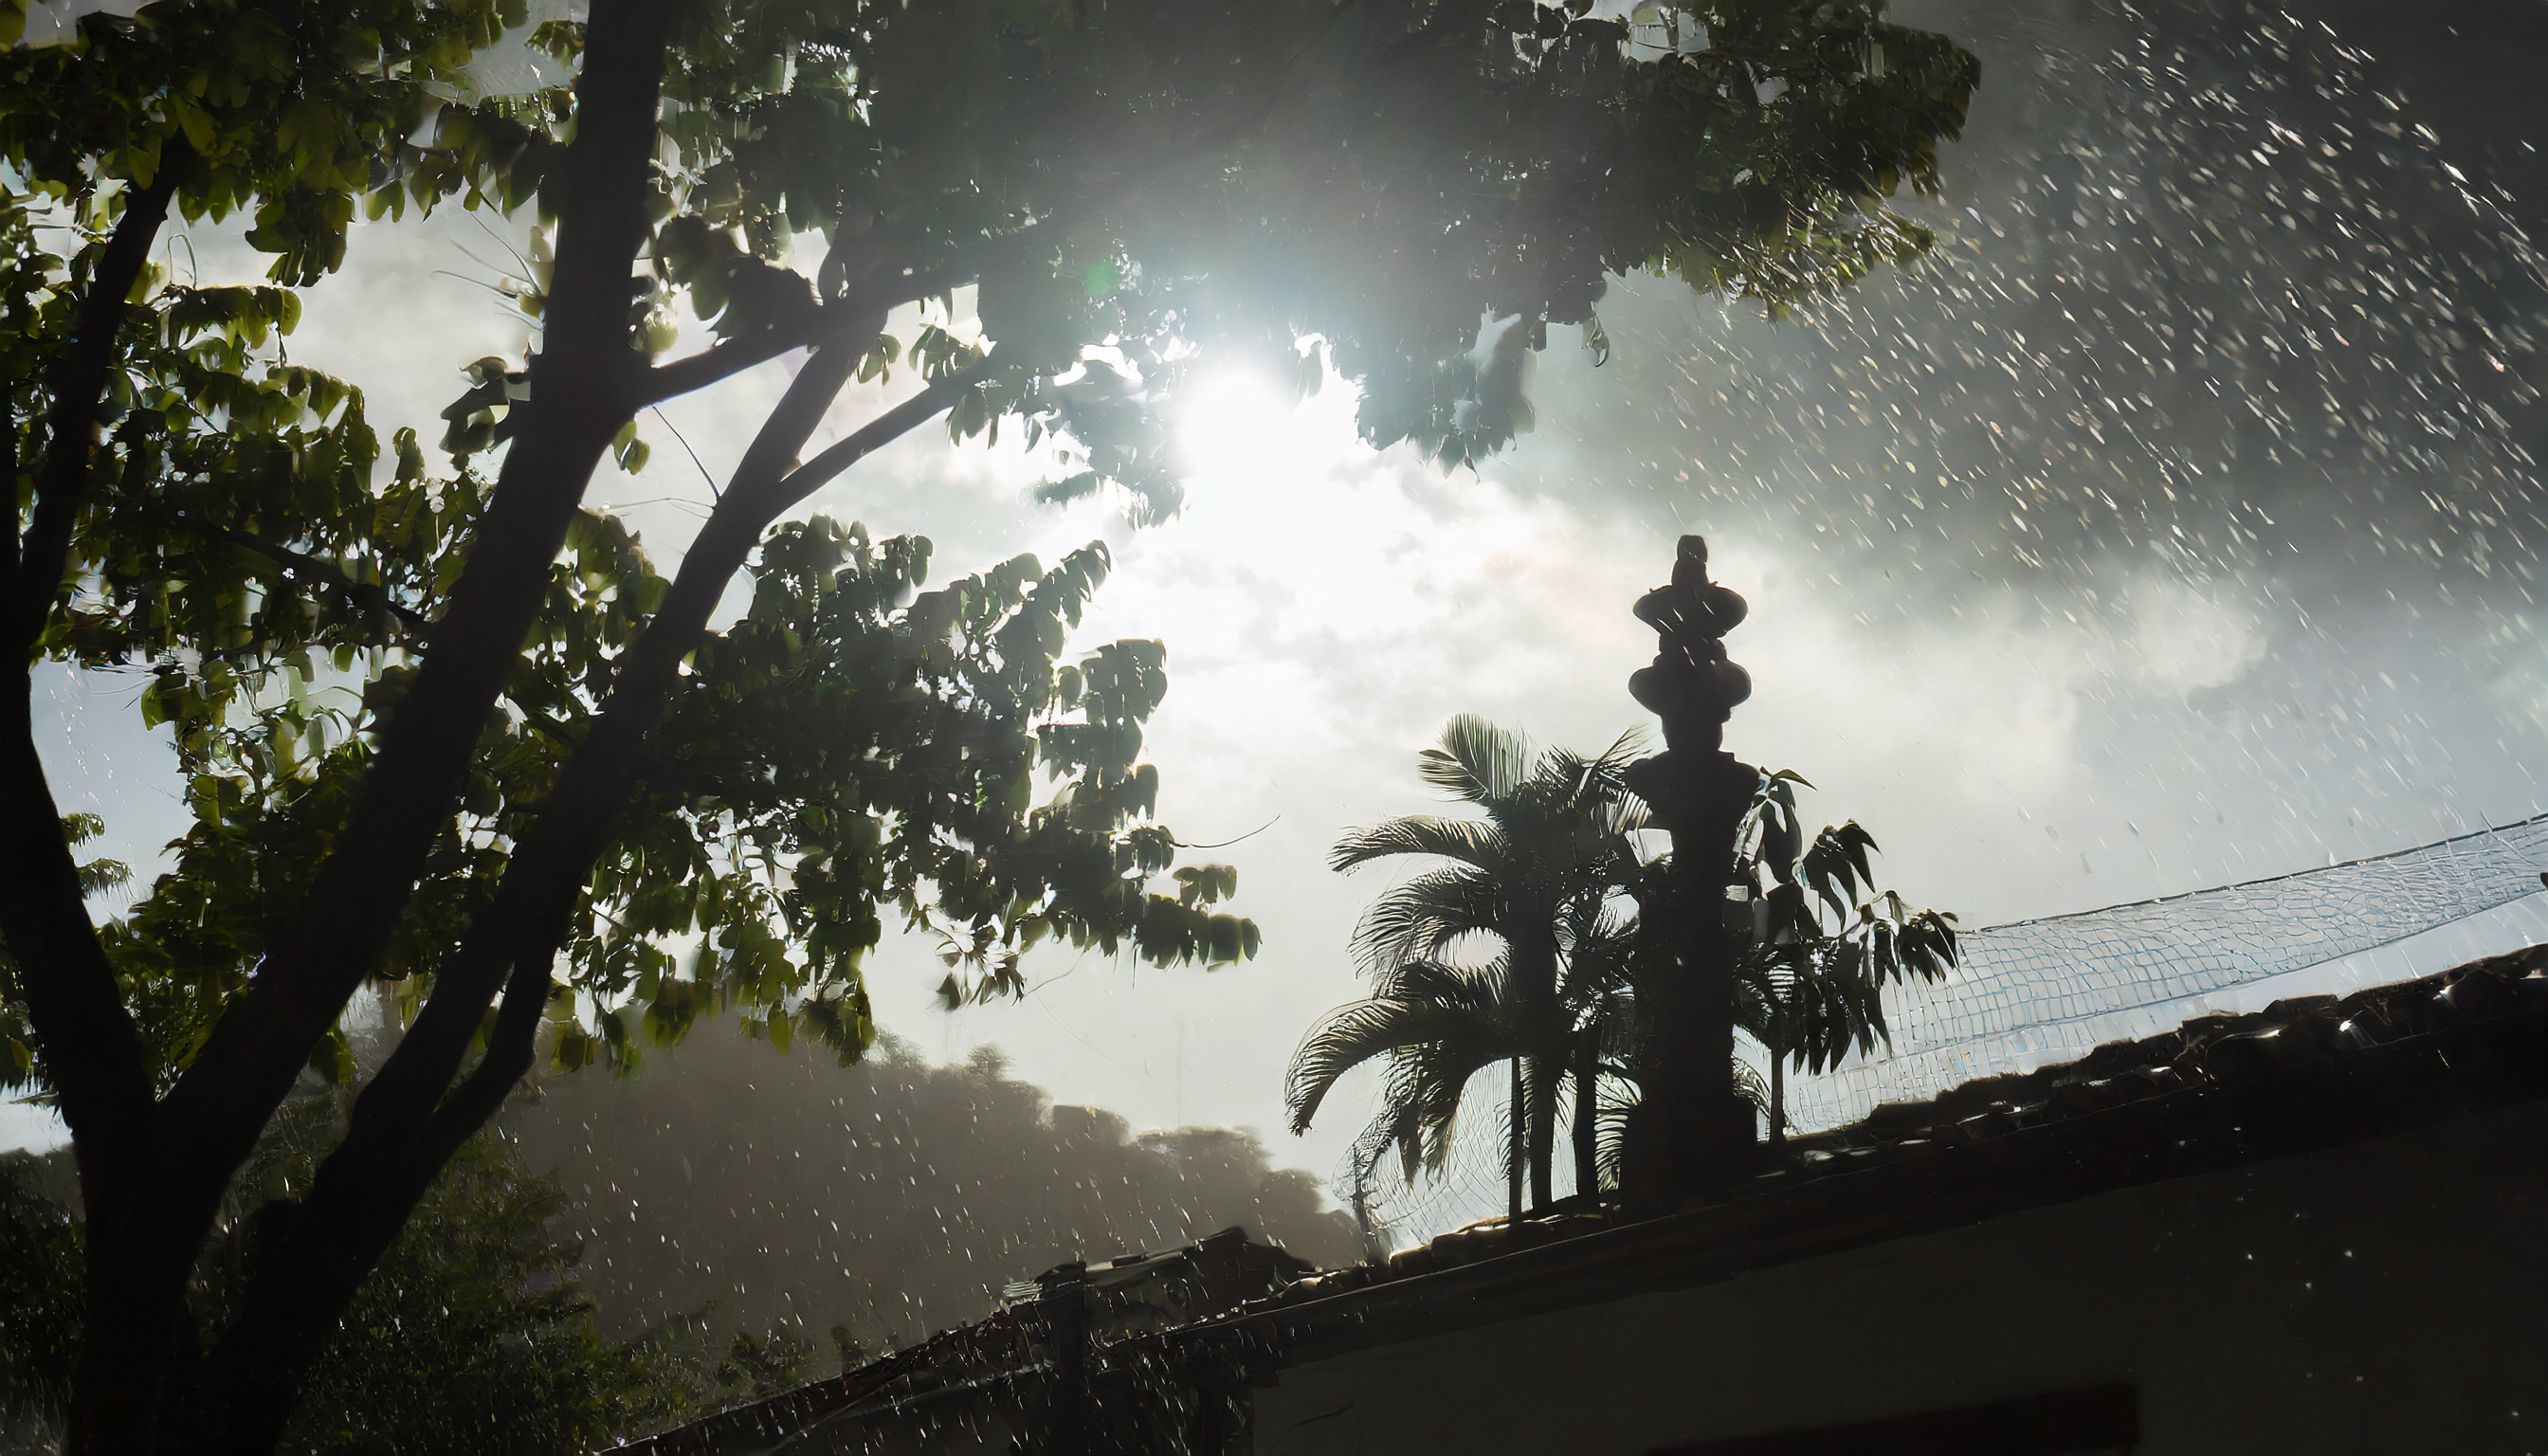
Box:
[1173,363,1357,498]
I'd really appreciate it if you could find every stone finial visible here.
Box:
[1627,536,1751,755]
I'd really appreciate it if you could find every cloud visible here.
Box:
[2123,576,2268,699]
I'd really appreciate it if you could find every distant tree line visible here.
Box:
[509,1029,1361,1350]
[0,1027,1352,1454]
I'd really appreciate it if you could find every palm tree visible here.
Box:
[1554,889,1638,1208]
[1284,955,1522,1202]
[1286,717,1646,1217]
[1728,773,1959,1141]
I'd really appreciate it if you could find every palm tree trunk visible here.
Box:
[1527,1054,1556,1210]
[1572,1028,1599,1203]
[1513,935,1561,1213]
[1506,1056,1524,1223]
[1769,1053,1786,1145]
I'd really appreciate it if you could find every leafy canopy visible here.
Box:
[0,0,1971,1097]
[631,0,1980,502]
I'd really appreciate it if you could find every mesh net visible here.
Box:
[1340,813,2548,1245]
[1336,1069,1543,1247]
[1780,811,2548,1132]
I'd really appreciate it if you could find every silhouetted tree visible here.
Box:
[1296,747,1963,1214]
[1289,718,1646,1215]
[1728,773,1958,1140]
[2,1109,705,1456]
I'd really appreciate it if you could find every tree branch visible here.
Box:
[372,350,976,1196]
[8,137,193,656]
[161,0,678,1188]
[0,684,152,1192]
[286,341,958,1261]
[634,177,1115,410]
[394,926,555,1223]
[334,339,868,1151]
[628,4,1360,417]
[0,141,193,1218]
[186,339,888,1440]
[637,267,952,407]
[204,522,432,633]
[764,358,991,513]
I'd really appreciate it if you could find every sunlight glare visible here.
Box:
[1174,365,1338,493]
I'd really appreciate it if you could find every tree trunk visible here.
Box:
[1527,1052,1556,1210]
[64,1207,213,1455]
[1506,1056,1523,1223]
[1769,1052,1786,1145]
[0,133,209,1456]
[1510,931,1561,1213]
[1572,1027,1599,1203]
[149,0,696,1215]
[35,4,682,1447]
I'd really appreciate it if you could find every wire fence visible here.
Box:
[1339,813,2548,1247]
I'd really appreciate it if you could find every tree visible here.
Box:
[1727,771,1956,1140]
[1287,718,1646,1216]
[2,1104,711,1456]
[1555,870,1641,1203]
[1293,757,1962,1224]
[0,1,1974,1447]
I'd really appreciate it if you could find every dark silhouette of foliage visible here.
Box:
[0,1151,83,1447]
[1288,717,1646,1216]
[2,1106,703,1456]
[1294,739,1962,1209]
[1729,771,1957,1139]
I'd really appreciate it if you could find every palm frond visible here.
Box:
[1353,865,1505,972]
[1330,814,1510,875]
[1374,954,1509,1009]
[1415,714,1533,805]
[1284,992,1509,1133]
[1557,898,1639,1009]
[1731,1056,1772,1117]
[1545,726,1647,806]
[1362,1036,1514,1181]
[1593,1080,1638,1193]
[1287,956,1514,1132]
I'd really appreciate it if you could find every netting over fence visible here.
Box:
[1339,813,2548,1245]
[1782,812,2548,1131]
[1335,1068,1534,1249]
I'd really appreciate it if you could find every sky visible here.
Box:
[12,0,2548,1216]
